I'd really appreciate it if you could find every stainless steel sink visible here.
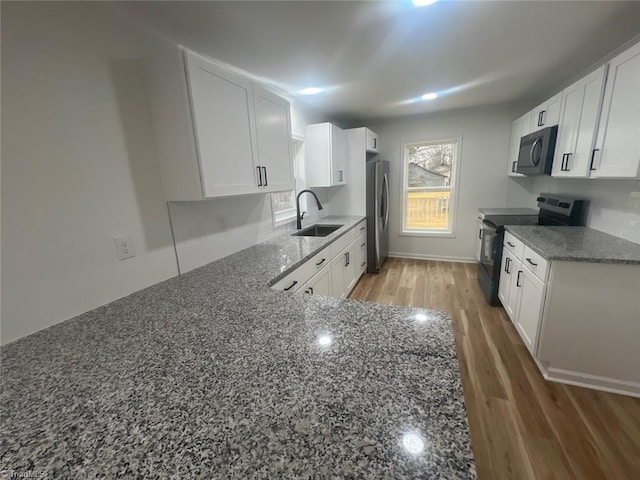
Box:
[292,224,343,237]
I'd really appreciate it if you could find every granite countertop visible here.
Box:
[1,215,476,479]
[505,225,640,265]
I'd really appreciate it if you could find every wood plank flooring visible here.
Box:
[349,257,640,480]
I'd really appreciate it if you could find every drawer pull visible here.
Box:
[361,261,366,267]
[507,241,515,248]
[283,280,298,291]
[360,226,366,231]
[505,257,511,274]
[526,258,538,267]
[315,258,326,266]
[361,242,366,247]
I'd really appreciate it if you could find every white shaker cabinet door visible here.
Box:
[333,126,347,185]
[498,248,514,319]
[507,114,528,177]
[529,92,562,132]
[331,253,347,298]
[185,51,260,197]
[302,266,332,296]
[515,266,546,356]
[253,84,294,193]
[553,65,607,178]
[592,41,640,178]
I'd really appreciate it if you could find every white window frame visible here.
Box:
[270,136,303,228]
[400,137,462,238]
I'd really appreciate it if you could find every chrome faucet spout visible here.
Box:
[296,190,323,229]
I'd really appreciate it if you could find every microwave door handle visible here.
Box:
[530,137,542,167]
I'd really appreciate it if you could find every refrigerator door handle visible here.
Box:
[382,173,390,231]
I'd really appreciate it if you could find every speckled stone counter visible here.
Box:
[505,225,640,265]
[1,216,476,479]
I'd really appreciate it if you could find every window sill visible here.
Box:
[400,230,456,238]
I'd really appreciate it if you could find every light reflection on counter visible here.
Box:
[401,431,426,455]
[316,333,333,348]
[412,312,434,323]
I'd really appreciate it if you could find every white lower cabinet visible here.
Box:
[498,233,640,397]
[302,266,331,296]
[330,240,360,298]
[498,248,516,319]
[499,245,547,355]
[331,252,348,298]
[273,221,366,298]
[514,266,546,355]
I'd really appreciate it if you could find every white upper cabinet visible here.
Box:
[365,128,379,153]
[305,123,347,187]
[185,51,260,198]
[552,65,607,178]
[145,41,293,201]
[529,92,562,132]
[591,41,640,178]
[507,113,529,177]
[252,84,294,193]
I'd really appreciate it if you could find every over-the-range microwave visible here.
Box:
[516,125,558,175]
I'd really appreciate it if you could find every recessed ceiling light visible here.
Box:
[421,92,438,101]
[413,0,438,6]
[298,87,323,95]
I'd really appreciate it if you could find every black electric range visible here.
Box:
[477,194,588,306]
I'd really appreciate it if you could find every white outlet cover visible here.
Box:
[113,234,136,260]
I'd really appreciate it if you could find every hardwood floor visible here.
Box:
[349,257,640,480]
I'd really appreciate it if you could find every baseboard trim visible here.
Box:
[542,366,640,398]
[388,252,476,263]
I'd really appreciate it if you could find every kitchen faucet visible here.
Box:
[296,189,323,229]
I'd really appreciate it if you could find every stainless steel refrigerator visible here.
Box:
[366,160,390,273]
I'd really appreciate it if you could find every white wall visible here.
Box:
[506,177,640,244]
[1,3,179,344]
[368,106,514,261]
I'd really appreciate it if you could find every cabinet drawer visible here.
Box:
[356,220,367,235]
[271,268,306,293]
[272,245,330,292]
[522,246,549,281]
[504,231,525,260]
[330,226,358,257]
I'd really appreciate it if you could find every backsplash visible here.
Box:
[169,191,329,274]
[506,177,640,244]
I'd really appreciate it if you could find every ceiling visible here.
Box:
[119,1,640,124]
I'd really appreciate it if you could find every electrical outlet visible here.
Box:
[113,234,136,260]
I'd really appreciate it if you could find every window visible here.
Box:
[402,139,460,236]
[271,190,296,224]
[271,137,302,226]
